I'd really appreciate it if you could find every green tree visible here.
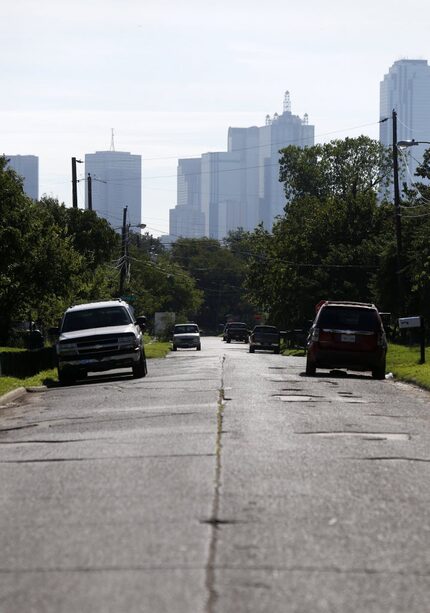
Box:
[244,138,394,329]
[387,147,430,322]
[120,242,204,326]
[0,157,122,342]
[39,197,119,265]
[170,237,257,331]
[280,136,392,204]
[0,160,85,340]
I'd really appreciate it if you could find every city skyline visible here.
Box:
[2,0,430,235]
[169,93,314,241]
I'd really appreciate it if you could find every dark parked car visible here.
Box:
[55,299,147,385]
[306,300,387,379]
[249,325,281,353]
[225,322,250,344]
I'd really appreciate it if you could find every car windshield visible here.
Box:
[62,307,132,332]
[318,307,379,331]
[174,325,198,334]
[254,326,278,332]
[229,323,247,328]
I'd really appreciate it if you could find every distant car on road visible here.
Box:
[55,299,147,385]
[224,322,249,344]
[249,325,281,354]
[306,300,387,379]
[172,323,201,351]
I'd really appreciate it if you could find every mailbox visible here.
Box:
[398,316,422,329]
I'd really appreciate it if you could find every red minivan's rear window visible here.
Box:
[318,307,379,331]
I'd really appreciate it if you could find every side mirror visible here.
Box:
[48,327,60,336]
[136,316,146,332]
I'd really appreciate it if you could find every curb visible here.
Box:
[0,386,28,405]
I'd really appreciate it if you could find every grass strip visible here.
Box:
[386,343,430,390]
[0,369,58,398]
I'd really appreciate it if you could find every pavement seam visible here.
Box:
[204,354,226,613]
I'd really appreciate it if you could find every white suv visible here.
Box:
[56,300,147,385]
[172,323,201,351]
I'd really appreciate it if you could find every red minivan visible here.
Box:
[306,301,387,379]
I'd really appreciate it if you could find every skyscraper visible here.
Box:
[6,155,39,200]
[200,151,242,239]
[169,158,205,238]
[380,59,430,189]
[257,93,314,227]
[85,150,142,229]
[168,92,314,241]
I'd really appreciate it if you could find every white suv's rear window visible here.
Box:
[174,325,199,334]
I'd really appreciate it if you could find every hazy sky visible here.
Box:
[2,0,430,234]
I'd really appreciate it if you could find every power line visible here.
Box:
[139,120,379,162]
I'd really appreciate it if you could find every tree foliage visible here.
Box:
[391,148,430,319]
[124,239,204,323]
[244,137,395,329]
[279,136,392,204]
[169,237,257,330]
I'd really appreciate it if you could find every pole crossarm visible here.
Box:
[397,139,430,148]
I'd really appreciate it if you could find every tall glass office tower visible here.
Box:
[380,59,430,190]
[85,151,142,230]
[6,155,39,200]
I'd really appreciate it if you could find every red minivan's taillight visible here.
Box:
[311,327,320,342]
[377,331,387,347]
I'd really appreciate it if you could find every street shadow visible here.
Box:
[300,369,373,381]
[47,370,134,388]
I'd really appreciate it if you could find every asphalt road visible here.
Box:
[1,337,430,612]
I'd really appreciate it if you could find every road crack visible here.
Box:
[205,354,226,613]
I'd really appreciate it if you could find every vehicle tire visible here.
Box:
[305,356,316,376]
[249,345,255,353]
[372,361,386,380]
[58,369,76,386]
[172,345,177,351]
[226,338,231,344]
[274,347,280,354]
[133,351,147,378]
[197,344,201,351]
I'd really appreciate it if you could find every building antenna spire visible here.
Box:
[283,90,291,113]
[110,128,115,152]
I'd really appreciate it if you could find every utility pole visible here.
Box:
[71,157,83,208]
[392,109,403,313]
[119,206,128,296]
[87,173,92,211]
[392,110,402,263]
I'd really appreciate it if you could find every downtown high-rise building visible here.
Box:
[6,154,39,200]
[169,158,205,238]
[85,150,142,230]
[169,92,314,240]
[380,59,430,190]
